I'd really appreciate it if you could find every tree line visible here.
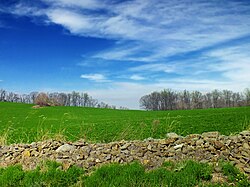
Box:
[0,89,127,109]
[140,88,250,110]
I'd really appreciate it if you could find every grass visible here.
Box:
[83,160,213,187]
[0,160,249,187]
[0,161,84,187]
[1,102,250,186]
[221,162,249,187]
[0,102,250,144]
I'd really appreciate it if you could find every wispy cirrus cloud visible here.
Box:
[6,0,250,58]
[80,73,110,82]
[129,63,177,73]
[130,75,146,81]
[42,0,102,9]
[206,43,250,82]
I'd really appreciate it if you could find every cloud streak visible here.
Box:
[7,0,250,56]
[80,73,110,82]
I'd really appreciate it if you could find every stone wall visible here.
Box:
[1,131,250,174]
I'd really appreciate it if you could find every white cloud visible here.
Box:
[42,0,102,9]
[46,9,93,34]
[205,44,250,84]
[8,0,250,62]
[129,63,176,73]
[130,75,145,81]
[80,74,110,82]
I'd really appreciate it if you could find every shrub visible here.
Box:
[34,92,50,107]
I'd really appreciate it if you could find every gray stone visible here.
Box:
[174,144,184,149]
[202,131,220,139]
[56,144,75,152]
[120,143,130,150]
[166,132,179,139]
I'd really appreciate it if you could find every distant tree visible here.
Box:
[0,89,122,109]
[0,89,6,101]
[140,88,250,111]
[191,91,203,109]
[244,88,250,106]
[34,92,50,106]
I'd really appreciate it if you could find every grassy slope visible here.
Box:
[0,102,250,144]
[1,102,250,186]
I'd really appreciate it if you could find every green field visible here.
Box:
[1,102,250,186]
[0,102,250,144]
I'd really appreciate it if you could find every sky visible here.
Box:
[0,0,250,109]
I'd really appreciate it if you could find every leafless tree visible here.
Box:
[140,88,249,110]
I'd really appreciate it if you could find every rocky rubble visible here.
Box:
[1,131,250,174]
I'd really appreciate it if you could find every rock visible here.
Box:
[202,131,220,139]
[213,141,224,149]
[240,131,250,137]
[22,150,31,157]
[196,139,204,146]
[243,167,250,173]
[143,137,154,142]
[2,130,250,176]
[73,139,86,147]
[120,143,130,150]
[186,134,201,139]
[147,144,152,150]
[143,159,150,165]
[56,144,75,152]
[243,143,250,149]
[174,144,184,149]
[166,132,179,139]
[95,158,101,163]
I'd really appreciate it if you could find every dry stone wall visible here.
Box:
[1,131,250,174]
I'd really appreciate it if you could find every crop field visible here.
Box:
[0,102,250,144]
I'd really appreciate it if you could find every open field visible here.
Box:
[0,102,250,144]
[1,102,250,186]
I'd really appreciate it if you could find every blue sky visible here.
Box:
[0,0,250,109]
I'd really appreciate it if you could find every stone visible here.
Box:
[243,167,250,173]
[147,144,152,150]
[243,143,250,149]
[95,158,101,163]
[144,137,154,141]
[196,139,204,146]
[143,159,150,165]
[202,131,219,139]
[166,132,179,139]
[174,144,184,149]
[213,141,224,149]
[1,131,250,176]
[56,144,75,152]
[22,150,30,157]
[240,131,250,137]
[120,143,130,150]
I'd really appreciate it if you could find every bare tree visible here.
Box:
[244,88,250,106]
[0,89,6,101]
[140,88,250,110]
[35,92,50,106]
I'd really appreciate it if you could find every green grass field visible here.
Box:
[0,102,250,144]
[1,102,250,186]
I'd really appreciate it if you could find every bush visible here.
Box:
[34,93,50,107]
